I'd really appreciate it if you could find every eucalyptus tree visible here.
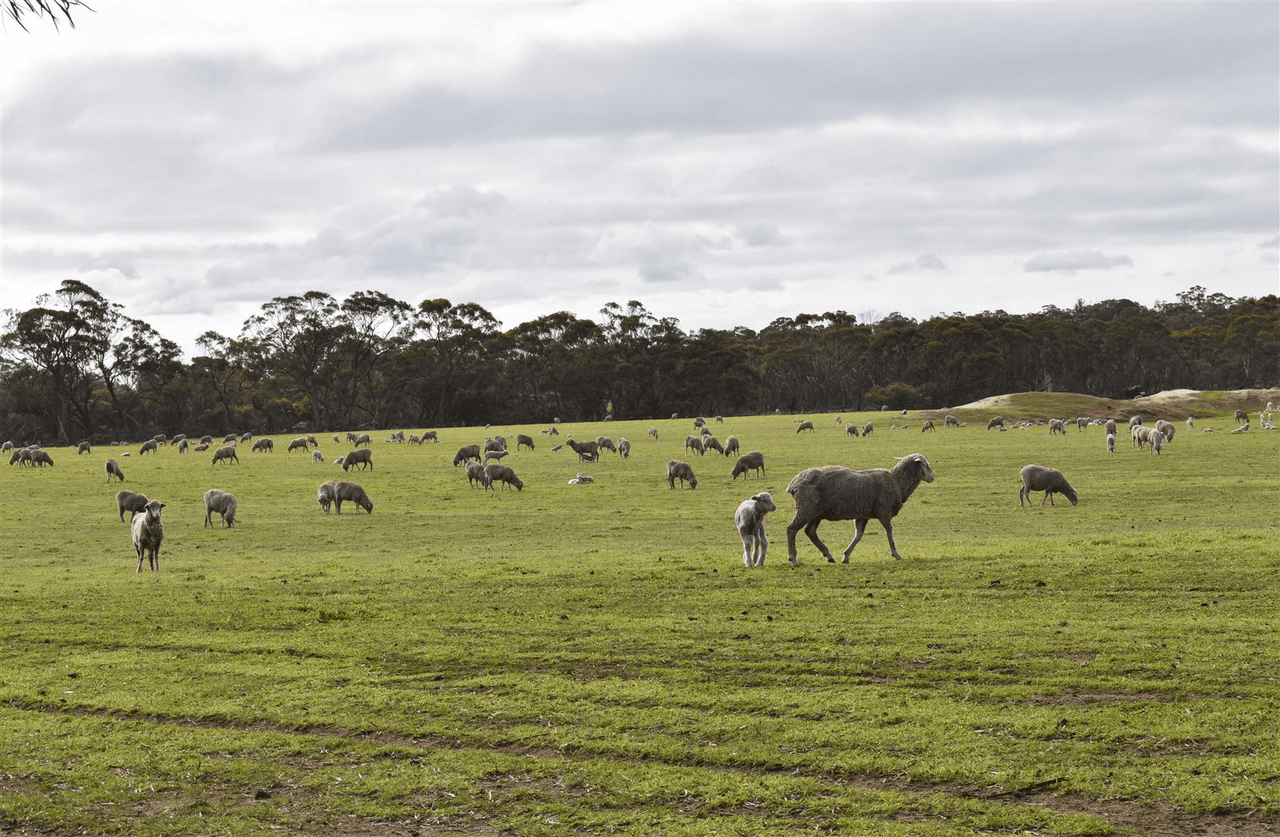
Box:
[598,300,685,420]
[334,290,414,429]
[409,299,501,427]
[238,292,343,431]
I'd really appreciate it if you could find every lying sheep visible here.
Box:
[194,443,210,452]
[1018,464,1078,508]
[105,458,125,482]
[796,420,815,433]
[921,420,935,433]
[343,448,373,471]
[568,472,594,484]
[333,481,373,514]
[484,463,524,491]
[453,444,482,466]
[116,490,149,522]
[986,416,1004,430]
[731,451,766,480]
[516,434,535,451]
[317,480,337,513]
[785,453,936,563]
[1232,422,1250,434]
[287,437,310,452]
[846,424,860,437]
[211,446,239,465]
[667,460,698,490]
[484,448,510,463]
[722,435,740,457]
[132,499,165,572]
[617,438,631,459]
[735,492,778,568]
[204,488,238,528]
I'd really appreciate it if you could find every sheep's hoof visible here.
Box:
[826,556,836,563]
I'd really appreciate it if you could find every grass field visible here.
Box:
[1,393,1277,836]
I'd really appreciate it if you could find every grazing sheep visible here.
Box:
[30,450,54,467]
[595,436,617,455]
[177,439,189,454]
[1076,417,1089,431]
[132,499,165,572]
[986,416,1004,430]
[465,460,491,489]
[407,434,422,445]
[722,436,740,457]
[736,492,778,568]
[683,435,707,456]
[333,481,373,513]
[1150,429,1165,455]
[116,490,148,522]
[483,463,524,491]
[77,441,91,455]
[484,437,507,454]
[240,432,253,444]
[796,420,815,433]
[9,449,29,466]
[312,449,324,464]
[617,438,631,459]
[453,444,482,466]
[1106,433,1116,453]
[944,415,962,428]
[1232,409,1248,424]
[1018,464,1078,508]
[153,434,167,447]
[287,437,310,452]
[703,435,725,455]
[667,460,698,490]
[139,439,158,456]
[1,441,12,451]
[105,458,125,482]
[862,422,874,436]
[1155,419,1175,442]
[423,430,439,443]
[352,433,372,448]
[846,424,860,437]
[386,430,405,443]
[484,448,510,463]
[566,439,600,462]
[731,451,767,480]
[694,417,706,428]
[200,435,213,445]
[516,434,536,451]
[648,427,658,440]
[253,438,275,453]
[1129,415,1143,427]
[343,448,373,471]
[1104,419,1117,437]
[317,480,337,513]
[203,489,238,528]
[1048,419,1066,435]
[211,446,239,465]
[785,453,936,563]
[921,420,935,433]
[224,433,238,443]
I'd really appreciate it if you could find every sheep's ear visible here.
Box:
[158,503,166,509]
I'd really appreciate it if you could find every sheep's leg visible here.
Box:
[881,518,903,560]
[786,516,810,566]
[841,519,869,562]
[757,528,768,566]
[803,520,836,562]
[136,546,144,573]
[742,533,753,568]
[1041,491,1051,507]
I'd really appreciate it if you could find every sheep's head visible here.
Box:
[1063,485,1079,505]
[896,453,936,483]
[752,492,777,513]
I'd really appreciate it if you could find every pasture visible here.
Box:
[1,396,1277,836]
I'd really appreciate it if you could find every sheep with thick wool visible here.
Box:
[735,492,778,568]
[1018,465,1078,508]
[132,499,165,572]
[785,453,935,564]
[203,489,238,528]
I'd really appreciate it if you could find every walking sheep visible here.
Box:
[211,446,239,466]
[731,451,767,480]
[1018,464,1078,508]
[333,481,373,514]
[484,463,524,491]
[667,460,698,490]
[735,492,778,568]
[105,459,125,482]
[132,499,165,572]
[116,490,149,522]
[785,454,935,564]
[317,480,337,513]
[203,489,238,528]
[342,448,373,471]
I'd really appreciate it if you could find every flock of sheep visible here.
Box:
[4,397,1271,574]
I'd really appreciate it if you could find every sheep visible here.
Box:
[703,435,725,455]
[516,434,536,451]
[453,444,482,466]
[211,446,239,465]
[862,422,874,436]
[287,437,310,452]
[566,439,599,462]
[317,480,337,513]
[153,434,167,446]
[986,416,1004,430]
[251,438,274,453]
[921,420,935,433]
[77,441,91,455]
[132,499,165,572]
[352,433,372,448]
[484,437,507,454]
[194,443,209,452]
[484,448,510,463]
[241,432,253,443]
[1018,464,1078,508]
[313,450,324,464]
[201,435,213,445]
[1129,415,1143,427]
[617,438,631,459]
[203,489,238,528]
[1076,417,1089,431]
[105,458,125,483]
[1104,419,1117,437]
[9,449,29,466]
[483,463,524,491]
[386,430,405,443]
[722,435,740,457]
[736,492,778,568]
[1,441,12,451]
[715,416,724,423]
[177,438,189,454]
[568,472,594,484]
[694,417,706,428]
[224,433,238,443]
[595,436,617,455]
[1232,422,1250,434]
[846,424,860,437]
[1106,433,1116,453]
[544,427,559,436]
[465,460,491,489]
[1186,416,1194,430]
[730,451,767,480]
[944,415,963,428]
[30,450,53,467]
[648,427,658,440]
[1233,409,1248,424]
[834,414,842,425]
[332,481,373,513]
[667,460,698,490]
[407,434,422,445]
[342,448,373,471]
[785,453,936,563]
[1150,429,1165,455]
[334,434,342,444]
[423,430,439,443]
[1269,401,1276,412]
[796,420,815,433]
[1048,419,1066,435]
[700,425,712,437]
[116,490,149,522]
[1155,419,1175,442]
[684,435,707,456]
[139,439,158,456]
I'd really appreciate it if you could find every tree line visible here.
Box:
[1,280,1276,444]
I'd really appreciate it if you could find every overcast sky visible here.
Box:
[3,2,1277,357]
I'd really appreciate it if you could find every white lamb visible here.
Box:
[735,492,778,568]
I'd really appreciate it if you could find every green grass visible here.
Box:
[1,401,1277,836]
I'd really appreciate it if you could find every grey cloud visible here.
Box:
[1024,251,1134,273]
[888,254,947,274]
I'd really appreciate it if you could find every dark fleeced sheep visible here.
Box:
[333,481,373,514]
[1018,464,1078,508]
[516,434,535,451]
[453,444,482,466]
[846,424,860,437]
[566,439,599,462]
[796,420,815,433]
[731,451,766,480]
[986,416,1004,430]
[105,458,125,483]
[484,463,524,491]
[139,439,158,456]
[132,500,165,572]
[251,438,274,453]
[116,490,149,523]
[342,448,373,471]
[785,454,936,564]
[667,460,698,490]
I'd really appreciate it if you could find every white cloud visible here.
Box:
[888,254,948,274]
[1023,251,1135,273]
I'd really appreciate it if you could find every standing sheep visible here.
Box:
[139,439,158,456]
[1106,433,1116,453]
[484,463,524,491]
[986,417,1004,430]
[862,422,874,436]
[132,499,165,572]
[684,435,707,456]
[1186,415,1194,430]
[735,492,778,568]
[77,441,91,455]
[203,489,238,528]
[317,480,337,513]
[920,420,935,433]
[595,436,617,455]
[484,448,510,463]
[516,434,536,451]
[177,439,189,454]
[251,438,274,453]
[287,437,310,452]
[796,420,815,433]
[453,444,482,466]
[352,433,372,447]
[1149,430,1164,455]
[312,450,325,464]
[465,461,491,489]
[423,431,439,443]
[1018,464,1078,508]
[29,450,54,467]
[785,454,936,564]
[1104,419,1117,437]
[944,415,961,427]
[333,481,373,514]
[731,451,767,480]
[703,435,725,455]
[617,438,631,459]
[105,459,125,482]
[846,424,860,437]
[342,448,373,471]
[566,439,599,462]
[211,446,239,466]
[116,490,149,522]
[1234,409,1249,424]
[722,436,740,457]
[648,427,658,440]
[667,460,698,490]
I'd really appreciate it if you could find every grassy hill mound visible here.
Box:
[921,388,1280,424]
